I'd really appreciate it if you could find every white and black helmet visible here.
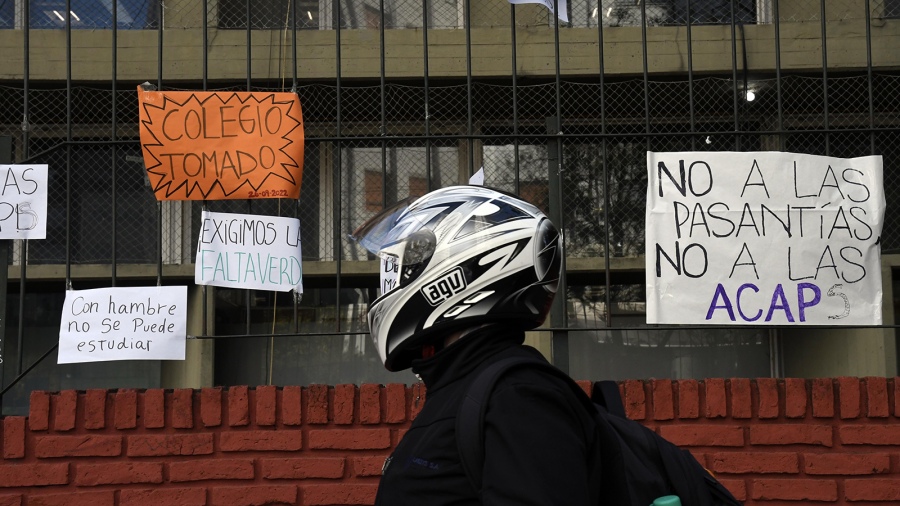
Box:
[351,185,562,371]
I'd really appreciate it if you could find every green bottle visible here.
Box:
[651,496,682,506]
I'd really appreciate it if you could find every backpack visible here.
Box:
[456,356,743,506]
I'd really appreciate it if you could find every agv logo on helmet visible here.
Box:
[421,267,467,306]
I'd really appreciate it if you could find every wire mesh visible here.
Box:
[2,0,887,31]
[0,0,898,405]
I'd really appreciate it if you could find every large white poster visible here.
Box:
[58,286,187,363]
[0,164,48,239]
[646,151,885,325]
[195,210,303,293]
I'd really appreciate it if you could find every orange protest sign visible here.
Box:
[137,89,304,200]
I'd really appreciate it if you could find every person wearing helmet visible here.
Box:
[352,185,599,505]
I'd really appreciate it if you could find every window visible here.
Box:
[885,0,900,18]
[218,0,319,30]
[569,0,757,28]
[27,0,157,29]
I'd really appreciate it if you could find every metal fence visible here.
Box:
[0,0,898,411]
[4,0,900,30]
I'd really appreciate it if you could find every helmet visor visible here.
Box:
[349,197,423,259]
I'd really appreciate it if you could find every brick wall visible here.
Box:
[0,377,898,505]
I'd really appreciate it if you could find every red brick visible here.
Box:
[844,478,900,501]
[3,417,25,459]
[169,458,255,482]
[651,379,674,421]
[351,456,388,477]
[307,385,329,424]
[359,384,380,424]
[29,391,50,431]
[709,452,798,474]
[75,462,163,486]
[309,428,392,450]
[220,430,303,452]
[120,488,207,506]
[624,380,646,420]
[209,485,296,506]
[261,457,344,479]
[895,377,900,417]
[127,433,214,457]
[200,387,222,427]
[838,376,861,419]
[865,376,889,418]
[0,494,20,506]
[716,479,746,501]
[804,452,891,475]
[783,378,806,419]
[255,385,277,426]
[53,390,77,431]
[749,424,833,447]
[704,378,726,418]
[172,388,194,429]
[35,435,122,457]
[28,491,114,506]
[0,463,68,487]
[333,384,356,425]
[228,385,250,426]
[729,378,751,419]
[811,378,834,418]
[410,383,426,419]
[756,378,779,419]
[114,389,137,429]
[657,425,744,447]
[143,389,165,429]
[676,380,699,419]
[282,385,302,426]
[83,389,107,429]
[385,383,407,423]
[840,425,900,445]
[752,478,837,501]
[303,484,377,506]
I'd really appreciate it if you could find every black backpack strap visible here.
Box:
[456,356,587,492]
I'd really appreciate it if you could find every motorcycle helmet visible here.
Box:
[350,185,561,371]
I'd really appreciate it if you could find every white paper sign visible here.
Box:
[58,286,187,363]
[380,254,399,296]
[509,0,569,22]
[646,151,885,325]
[196,210,303,293]
[469,167,485,186]
[0,164,48,239]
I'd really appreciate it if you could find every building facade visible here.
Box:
[0,0,899,415]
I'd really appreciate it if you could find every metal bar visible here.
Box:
[549,0,568,374]
[465,0,473,176]
[597,0,611,327]
[333,0,343,333]
[111,0,118,286]
[246,0,252,91]
[379,0,387,209]
[423,0,432,190]
[730,1,740,151]
[820,0,829,155]
[65,0,72,288]
[639,0,649,149]
[687,0,695,150]
[203,0,208,89]
[156,0,164,287]
[864,0,875,154]
[774,0,784,150]
[511,4,519,193]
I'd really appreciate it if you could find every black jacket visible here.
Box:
[374,326,597,505]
